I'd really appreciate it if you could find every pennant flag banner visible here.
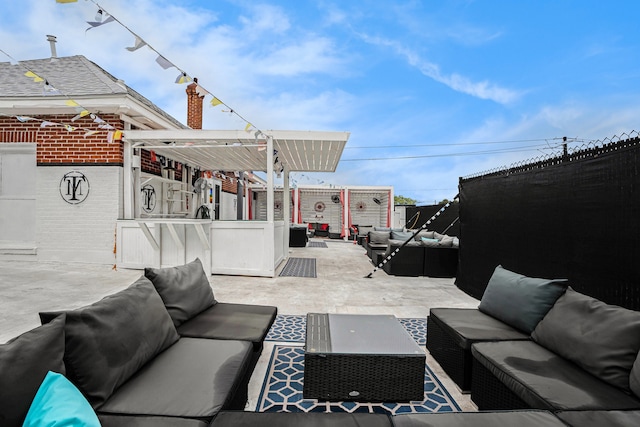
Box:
[86,16,115,32]
[244,123,253,132]
[24,71,44,82]
[155,55,174,70]
[40,121,56,128]
[195,85,209,97]
[175,72,191,84]
[56,0,78,3]
[64,125,76,132]
[71,111,91,122]
[16,116,36,122]
[210,97,222,106]
[126,36,147,52]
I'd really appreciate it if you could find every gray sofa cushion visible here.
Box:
[471,340,640,410]
[98,415,208,427]
[39,276,179,407]
[391,410,567,427]
[478,265,568,334]
[387,239,422,248]
[0,315,66,427]
[97,338,251,420]
[210,411,393,427]
[555,410,640,427]
[532,287,640,391]
[177,302,277,347]
[145,258,217,327]
[631,352,640,397]
[429,308,529,350]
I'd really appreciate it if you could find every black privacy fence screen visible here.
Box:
[456,132,640,311]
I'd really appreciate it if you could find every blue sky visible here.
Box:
[2,1,639,204]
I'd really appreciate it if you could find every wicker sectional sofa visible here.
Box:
[365,228,459,277]
[1,259,276,427]
[427,265,640,422]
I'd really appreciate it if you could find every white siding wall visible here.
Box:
[37,166,122,265]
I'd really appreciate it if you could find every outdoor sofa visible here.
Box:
[366,228,459,277]
[1,258,276,426]
[427,265,640,419]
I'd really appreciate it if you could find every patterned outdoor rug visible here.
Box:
[265,314,427,345]
[308,241,328,248]
[279,258,317,278]
[256,345,460,414]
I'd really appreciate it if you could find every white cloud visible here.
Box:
[357,33,519,104]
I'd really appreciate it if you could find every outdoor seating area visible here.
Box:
[364,227,459,277]
[3,237,640,425]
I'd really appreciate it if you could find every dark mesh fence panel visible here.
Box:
[406,203,460,236]
[457,138,640,310]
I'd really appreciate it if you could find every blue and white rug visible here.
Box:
[265,314,427,345]
[256,345,460,414]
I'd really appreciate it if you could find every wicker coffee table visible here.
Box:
[303,313,426,402]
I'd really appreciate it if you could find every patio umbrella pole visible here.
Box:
[364,194,459,278]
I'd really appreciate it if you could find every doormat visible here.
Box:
[279,257,317,278]
[265,315,426,345]
[256,345,460,414]
[308,241,328,248]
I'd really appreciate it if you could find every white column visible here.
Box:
[283,165,291,256]
[343,187,350,240]
[266,136,274,223]
[122,124,134,219]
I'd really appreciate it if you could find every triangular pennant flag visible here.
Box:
[56,0,78,3]
[65,100,80,107]
[195,85,209,97]
[150,150,157,162]
[175,72,192,84]
[91,114,105,124]
[107,131,115,143]
[40,121,56,128]
[210,97,222,107]
[71,111,90,122]
[99,123,115,130]
[43,82,61,96]
[16,116,36,122]
[126,36,147,52]
[64,124,76,132]
[244,123,253,132]
[24,71,44,83]
[155,55,174,70]
[83,130,99,137]
[86,15,115,32]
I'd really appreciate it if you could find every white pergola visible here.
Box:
[119,129,350,277]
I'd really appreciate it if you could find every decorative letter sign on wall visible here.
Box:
[141,184,156,213]
[60,171,90,204]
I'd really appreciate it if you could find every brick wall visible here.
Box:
[0,115,124,165]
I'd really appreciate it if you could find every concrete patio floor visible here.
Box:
[0,237,479,411]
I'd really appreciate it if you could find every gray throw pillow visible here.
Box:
[368,231,390,245]
[532,287,640,391]
[414,230,435,241]
[0,315,66,427]
[391,230,414,241]
[439,235,455,247]
[145,258,216,327]
[39,276,179,406]
[478,265,568,334]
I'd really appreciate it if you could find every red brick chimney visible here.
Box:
[186,77,204,129]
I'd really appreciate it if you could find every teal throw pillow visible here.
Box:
[478,265,568,334]
[23,371,100,427]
